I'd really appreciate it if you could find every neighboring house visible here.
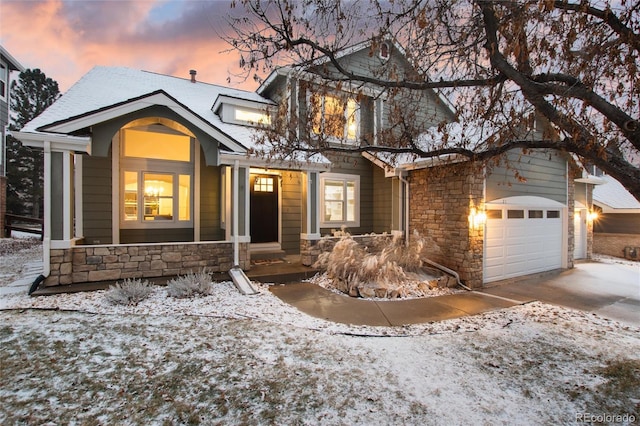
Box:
[0,46,25,236]
[591,173,640,259]
[14,41,588,290]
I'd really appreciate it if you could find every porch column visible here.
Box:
[50,149,78,247]
[300,171,321,266]
[391,177,403,233]
[231,162,250,267]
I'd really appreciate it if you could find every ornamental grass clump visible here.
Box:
[314,230,434,298]
[166,269,213,298]
[104,278,153,306]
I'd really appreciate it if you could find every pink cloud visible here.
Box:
[0,0,259,93]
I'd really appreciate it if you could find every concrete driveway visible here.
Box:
[481,260,640,326]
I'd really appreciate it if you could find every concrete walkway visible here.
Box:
[271,261,640,327]
[482,261,640,326]
[270,283,522,326]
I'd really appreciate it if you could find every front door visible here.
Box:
[250,174,279,243]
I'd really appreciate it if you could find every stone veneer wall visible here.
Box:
[300,234,394,266]
[45,241,251,286]
[593,233,640,259]
[409,162,485,288]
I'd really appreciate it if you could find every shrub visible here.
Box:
[313,230,430,297]
[105,278,153,306]
[166,269,213,299]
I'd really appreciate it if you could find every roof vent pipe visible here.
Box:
[189,69,197,83]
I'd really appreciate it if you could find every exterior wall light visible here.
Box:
[588,210,599,222]
[468,207,487,230]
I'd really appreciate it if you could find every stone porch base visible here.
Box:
[45,241,250,286]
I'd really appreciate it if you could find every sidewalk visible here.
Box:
[270,283,522,326]
[271,261,639,327]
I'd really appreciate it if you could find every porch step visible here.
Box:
[251,249,287,261]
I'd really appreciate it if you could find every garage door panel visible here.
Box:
[485,203,564,283]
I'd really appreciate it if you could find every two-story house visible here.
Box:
[13,40,588,292]
[0,45,25,236]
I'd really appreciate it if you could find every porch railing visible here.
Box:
[4,214,44,240]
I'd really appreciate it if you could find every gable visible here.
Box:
[91,105,223,166]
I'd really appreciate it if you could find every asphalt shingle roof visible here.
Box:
[23,66,270,151]
[593,174,640,210]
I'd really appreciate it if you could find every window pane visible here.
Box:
[311,94,322,135]
[547,210,560,218]
[486,209,502,219]
[346,99,358,140]
[528,210,544,219]
[324,96,346,138]
[179,174,190,221]
[235,108,271,125]
[254,176,274,192]
[144,173,173,221]
[325,180,344,200]
[346,181,356,221]
[124,129,191,162]
[123,171,138,221]
[325,201,343,221]
[324,180,344,222]
[507,210,525,219]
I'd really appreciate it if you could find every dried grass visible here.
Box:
[104,278,153,306]
[166,269,214,299]
[314,230,434,297]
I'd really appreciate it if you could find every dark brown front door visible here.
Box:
[250,174,279,243]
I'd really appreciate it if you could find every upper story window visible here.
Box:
[0,62,7,99]
[233,107,271,126]
[379,41,390,61]
[310,94,359,142]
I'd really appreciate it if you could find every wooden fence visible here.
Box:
[4,214,44,240]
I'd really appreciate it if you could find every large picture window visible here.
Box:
[320,173,360,227]
[120,125,193,228]
[310,94,359,142]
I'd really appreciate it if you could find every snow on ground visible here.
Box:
[1,237,639,424]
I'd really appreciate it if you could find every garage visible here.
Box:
[484,196,566,283]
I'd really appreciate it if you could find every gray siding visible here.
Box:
[50,152,63,240]
[312,46,455,142]
[372,165,393,233]
[281,171,302,254]
[574,182,592,208]
[595,214,640,234]
[120,228,193,244]
[321,152,375,235]
[486,149,568,204]
[0,99,7,128]
[82,154,113,244]
[200,155,223,241]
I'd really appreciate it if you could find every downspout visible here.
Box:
[396,167,471,292]
[233,159,239,267]
[424,258,472,291]
[398,171,410,245]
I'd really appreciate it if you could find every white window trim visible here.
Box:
[319,173,360,228]
[307,92,360,144]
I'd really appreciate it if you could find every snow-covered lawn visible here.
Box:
[1,238,639,425]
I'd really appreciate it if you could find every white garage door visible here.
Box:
[485,197,565,283]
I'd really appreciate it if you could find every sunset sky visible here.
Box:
[0,0,260,93]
